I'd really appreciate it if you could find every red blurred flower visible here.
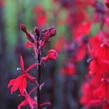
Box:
[74,21,92,39]
[54,35,66,52]
[105,0,109,8]
[74,43,86,62]
[61,63,76,75]
[34,5,48,27]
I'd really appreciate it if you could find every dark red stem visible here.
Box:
[37,33,41,109]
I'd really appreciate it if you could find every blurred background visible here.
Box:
[0,0,105,109]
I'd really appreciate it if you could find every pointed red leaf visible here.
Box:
[25,42,34,48]
[26,63,40,72]
[18,100,28,109]
[40,102,51,107]
[20,56,24,71]
[19,77,27,94]
[8,79,16,87]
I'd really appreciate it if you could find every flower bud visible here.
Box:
[20,24,35,43]
[48,49,58,60]
[34,26,40,36]
[49,27,56,37]
[20,24,27,33]
[42,49,58,61]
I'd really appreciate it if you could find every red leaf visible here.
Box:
[20,56,24,71]
[25,42,34,48]
[18,100,28,109]
[26,63,40,72]
[8,79,16,87]
[19,77,27,94]
[105,0,109,8]
[25,73,36,82]
[40,102,51,107]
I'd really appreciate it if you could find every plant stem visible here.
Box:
[36,34,41,109]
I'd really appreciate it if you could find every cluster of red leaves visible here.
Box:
[8,24,58,109]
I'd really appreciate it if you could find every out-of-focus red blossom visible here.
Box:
[104,15,109,27]
[74,43,86,62]
[81,31,109,109]
[103,103,109,109]
[54,35,66,52]
[80,82,102,107]
[88,33,109,75]
[42,49,58,62]
[61,63,76,75]
[66,10,88,29]
[77,0,94,8]
[74,21,92,39]
[36,16,48,27]
[34,5,48,27]
[105,0,109,8]
[81,75,109,108]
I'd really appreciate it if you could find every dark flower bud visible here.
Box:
[41,29,50,42]
[20,24,27,33]
[34,26,40,36]
[49,27,56,37]
[20,24,35,43]
[105,0,109,8]
[41,27,56,43]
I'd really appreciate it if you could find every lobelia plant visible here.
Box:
[8,24,58,109]
[80,0,109,109]
[80,32,109,109]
